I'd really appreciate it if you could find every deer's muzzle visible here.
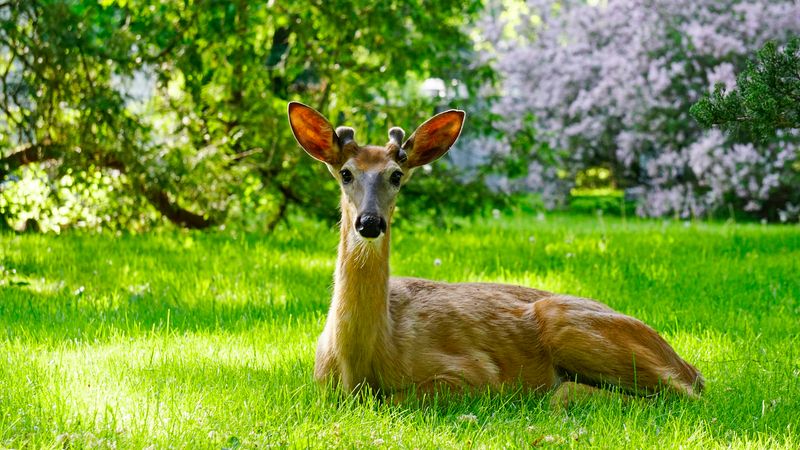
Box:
[355,214,386,239]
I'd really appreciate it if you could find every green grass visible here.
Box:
[1,212,799,448]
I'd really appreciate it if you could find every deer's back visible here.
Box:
[385,277,563,390]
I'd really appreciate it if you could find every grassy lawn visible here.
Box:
[1,213,799,448]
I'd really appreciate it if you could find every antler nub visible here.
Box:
[388,127,407,162]
[388,127,405,146]
[335,126,356,147]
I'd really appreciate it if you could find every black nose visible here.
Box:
[356,214,387,238]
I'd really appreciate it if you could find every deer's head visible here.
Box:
[288,102,465,240]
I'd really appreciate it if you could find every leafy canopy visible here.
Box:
[0,0,489,231]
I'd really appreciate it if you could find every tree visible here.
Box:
[691,38,800,141]
[0,0,487,231]
[0,0,213,230]
[482,0,800,220]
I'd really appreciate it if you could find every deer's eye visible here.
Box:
[389,170,403,187]
[340,169,353,184]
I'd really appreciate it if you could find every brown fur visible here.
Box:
[288,102,704,401]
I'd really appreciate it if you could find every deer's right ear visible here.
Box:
[288,102,340,164]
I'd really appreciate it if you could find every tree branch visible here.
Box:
[0,142,63,180]
[97,156,217,229]
[141,187,215,229]
[0,145,216,230]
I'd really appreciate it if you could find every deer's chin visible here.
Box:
[348,227,384,247]
[355,232,384,244]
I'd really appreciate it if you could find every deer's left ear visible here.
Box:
[402,110,465,168]
[287,102,341,164]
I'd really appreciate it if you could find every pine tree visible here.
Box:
[691,37,800,141]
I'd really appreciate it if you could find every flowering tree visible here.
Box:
[486,0,800,220]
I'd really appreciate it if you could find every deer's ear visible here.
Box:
[402,110,465,168]
[288,102,340,164]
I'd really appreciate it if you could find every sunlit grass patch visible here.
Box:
[1,212,799,448]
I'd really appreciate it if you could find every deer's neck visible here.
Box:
[328,206,392,388]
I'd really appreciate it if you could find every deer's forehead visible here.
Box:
[349,145,396,171]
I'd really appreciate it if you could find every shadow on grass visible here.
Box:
[0,255,332,343]
[4,225,798,347]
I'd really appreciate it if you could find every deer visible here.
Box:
[287,101,704,405]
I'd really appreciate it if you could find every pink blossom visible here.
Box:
[477,0,800,220]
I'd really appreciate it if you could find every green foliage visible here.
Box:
[568,193,633,217]
[0,0,491,232]
[2,213,800,447]
[573,167,614,190]
[691,37,800,140]
[0,165,158,232]
[397,163,507,228]
[568,168,632,216]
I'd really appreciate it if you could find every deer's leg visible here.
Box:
[534,296,704,397]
